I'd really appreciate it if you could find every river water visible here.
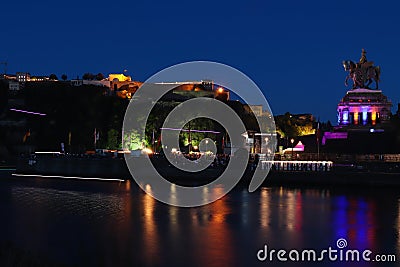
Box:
[0,170,399,267]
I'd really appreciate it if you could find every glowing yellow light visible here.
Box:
[354,112,359,124]
[142,148,153,154]
[145,184,152,192]
[108,73,131,82]
[372,112,376,121]
[372,112,377,125]
[217,87,224,93]
[125,180,131,190]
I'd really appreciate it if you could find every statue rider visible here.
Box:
[358,48,373,69]
[343,49,380,90]
[359,48,367,64]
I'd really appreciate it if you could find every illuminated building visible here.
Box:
[108,73,132,82]
[108,73,139,97]
[337,88,391,126]
[29,76,50,81]
[323,88,393,152]
[249,105,263,117]
[16,72,30,82]
[322,50,397,153]
[153,80,230,100]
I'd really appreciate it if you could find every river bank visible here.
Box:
[11,154,400,187]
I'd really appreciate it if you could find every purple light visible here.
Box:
[160,127,220,134]
[322,132,348,145]
[10,108,46,116]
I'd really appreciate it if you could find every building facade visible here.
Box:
[337,88,392,126]
[8,81,20,92]
[16,72,30,82]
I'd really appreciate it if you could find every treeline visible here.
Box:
[23,82,127,151]
[2,80,308,154]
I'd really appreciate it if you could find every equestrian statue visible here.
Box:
[343,49,381,90]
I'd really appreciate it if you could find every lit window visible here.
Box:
[362,112,367,122]
[343,110,349,122]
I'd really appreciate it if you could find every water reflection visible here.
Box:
[125,179,131,191]
[169,183,177,206]
[286,191,295,230]
[241,189,249,225]
[260,188,270,228]
[1,177,399,267]
[398,202,400,256]
[273,188,304,231]
[256,187,398,259]
[333,195,376,250]
[142,186,159,266]
[193,190,234,267]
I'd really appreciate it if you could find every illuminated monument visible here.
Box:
[338,49,392,126]
[337,89,392,126]
[323,49,395,153]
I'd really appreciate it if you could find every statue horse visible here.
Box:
[342,60,380,89]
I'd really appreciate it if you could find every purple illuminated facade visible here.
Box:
[322,50,398,153]
[322,132,348,145]
[323,87,392,148]
[337,89,392,126]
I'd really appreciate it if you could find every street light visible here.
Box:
[290,138,294,159]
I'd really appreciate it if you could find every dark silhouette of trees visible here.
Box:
[23,82,128,152]
[49,74,58,80]
[95,73,105,81]
[275,112,300,138]
[61,74,67,81]
[0,79,8,114]
[106,129,120,149]
[82,73,94,80]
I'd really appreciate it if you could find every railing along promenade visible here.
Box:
[259,153,400,172]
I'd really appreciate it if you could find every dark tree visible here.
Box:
[0,80,8,114]
[49,74,58,80]
[82,73,94,80]
[95,73,105,81]
[275,112,299,138]
[61,74,67,81]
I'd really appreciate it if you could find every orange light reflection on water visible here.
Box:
[142,186,159,266]
[260,188,270,228]
[193,186,235,267]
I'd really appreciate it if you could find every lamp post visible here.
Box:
[290,138,294,159]
[188,121,192,153]
[252,131,256,154]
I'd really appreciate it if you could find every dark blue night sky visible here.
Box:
[1,0,400,123]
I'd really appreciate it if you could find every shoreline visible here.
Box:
[8,154,400,187]
[8,159,400,188]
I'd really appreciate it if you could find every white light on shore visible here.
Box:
[12,173,125,182]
